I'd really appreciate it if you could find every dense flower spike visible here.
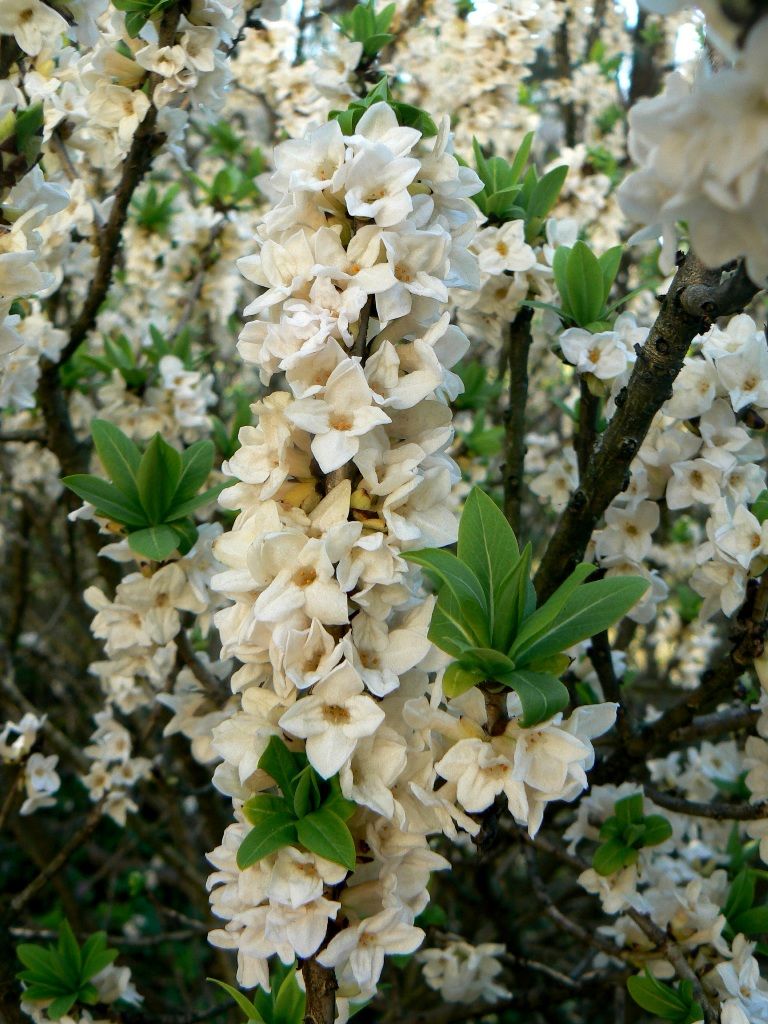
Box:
[206,97,481,1009]
[5,3,768,1024]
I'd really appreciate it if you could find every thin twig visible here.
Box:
[645,785,768,821]
[502,306,534,536]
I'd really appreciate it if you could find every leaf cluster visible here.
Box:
[337,0,396,58]
[0,103,45,177]
[329,77,437,139]
[526,240,627,332]
[722,868,768,942]
[65,325,195,391]
[131,184,180,234]
[237,737,357,872]
[403,489,648,726]
[16,921,118,1021]
[112,0,175,38]
[470,133,567,239]
[210,962,304,1024]
[62,420,225,561]
[626,972,703,1024]
[592,794,672,876]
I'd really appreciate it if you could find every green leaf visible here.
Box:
[527,164,568,221]
[237,817,298,869]
[731,906,768,936]
[136,434,183,524]
[626,974,688,1020]
[597,245,623,302]
[167,482,230,520]
[80,933,117,982]
[565,241,605,328]
[243,793,294,826]
[208,979,266,1022]
[508,131,534,185]
[552,245,573,319]
[402,548,489,645]
[501,670,569,727]
[752,490,768,525]
[457,487,519,645]
[493,542,533,652]
[442,662,485,698]
[641,814,673,848]
[173,440,215,504]
[259,736,302,800]
[62,475,148,527]
[615,793,644,826]
[724,868,756,922]
[296,807,356,871]
[273,967,306,1022]
[55,920,82,989]
[428,592,476,656]
[90,420,141,500]
[47,994,79,1020]
[513,576,649,667]
[127,525,180,562]
[509,563,595,659]
[593,838,633,876]
[170,518,199,555]
[462,647,517,678]
[292,766,314,819]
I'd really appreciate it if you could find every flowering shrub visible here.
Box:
[2,2,768,1024]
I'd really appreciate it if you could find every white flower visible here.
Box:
[559,326,628,381]
[286,358,390,473]
[268,847,347,908]
[663,359,719,419]
[595,501,659,563]
[343,146,420,227]
[435,737,527,817]
[272,120,346,193]
[419,941,510,1004]
[0,0,67,55]
[713,503,768,570]
[278,662,385,778]
[318,909,424,989]
[20,753,60,815]
[475,220,536,275]
[375,229,450,326]
[716,337,768,411]
[666,458,723,509]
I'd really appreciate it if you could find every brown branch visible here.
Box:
[302,957,337,1024]
[574,379,600,480]
[667,706,759,745]
[645,785,768,821]
[175,628,225,697]
[534,254,761,602]
[502,306,534,536]
[6,800,105,919]
[624,908,718,1023]
[36,5,183,475]
[0,429,46,443]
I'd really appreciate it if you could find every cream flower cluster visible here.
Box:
[76,527,223,823]
[206,102,625,1005]
[0,712,61,817]
[619,18,768,284]
[570,764,768,1023]
[83,532,221,713]
[0,162,68,378]
[207,101,481,1005]
[418,940,510,1005]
